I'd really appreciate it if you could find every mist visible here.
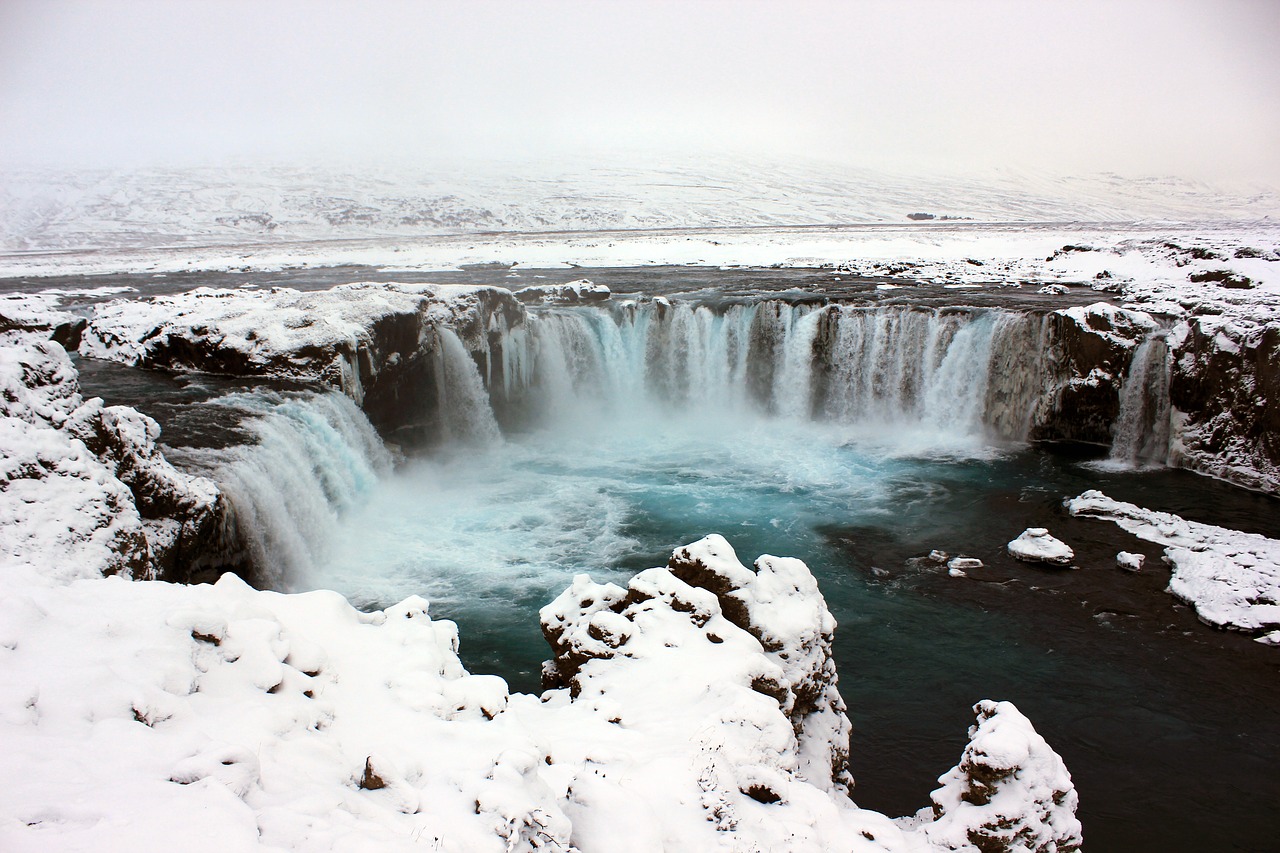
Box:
[2,0,1278,185]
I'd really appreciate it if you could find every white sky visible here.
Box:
[1,0,1278,184]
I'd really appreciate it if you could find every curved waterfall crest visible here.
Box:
[493,299,1058,443]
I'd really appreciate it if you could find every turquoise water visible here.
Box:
[298,407,1280,852]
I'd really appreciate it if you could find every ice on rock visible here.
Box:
[1007,529,1075,567]
[921,700,1082,853]
[948,557,983,572]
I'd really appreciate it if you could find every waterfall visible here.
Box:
[184,391,393,589]
[433,326,503,446]
[485,300,1055,445]
[1109,333,1172,467]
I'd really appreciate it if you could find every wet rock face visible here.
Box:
[1169,319,1280,493]
[83,284,527,450]
[1033,305,1152,445]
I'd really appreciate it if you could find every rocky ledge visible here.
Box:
[0,338,219,583]
[81,283,526,447]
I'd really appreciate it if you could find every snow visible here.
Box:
[1007,528,1076,567]
[0,524,1083,851]
[0,301,1091,850]
[916,700,1082,853]
[1068,490,1280,634]
[1116,551,1145,572]
[0,339,217,585]
[513,278,610,304]
[4,158,1275,255]
[81,283,519,403]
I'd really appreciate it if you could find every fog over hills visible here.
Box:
[3,157,1275,253]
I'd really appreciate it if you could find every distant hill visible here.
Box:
[2,156,1275,252]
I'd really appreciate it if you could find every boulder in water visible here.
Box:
[1007,528,1075,567]
[1116,551,1145,572]
[920,699,1082,853]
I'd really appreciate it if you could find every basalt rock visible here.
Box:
[1167,318,1280,493]
[1033,303,1156,445]
[82,283,527,450]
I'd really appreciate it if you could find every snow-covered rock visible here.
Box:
[0,293,85,349]
[0,339,219,582]
[541,533,855,799]
[1007,529,1075,567]
[82,283,525,446]
[1068,490,1280,634]
[513,279,610,305]
[1116,551,1145,572]
[1166,315,1280,494]
[0,526,1079,852]
[918,700,1082,853]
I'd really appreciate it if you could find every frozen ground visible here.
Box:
[1,167,1275,849]
[3,157,1276,253]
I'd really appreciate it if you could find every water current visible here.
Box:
[70,272,1280,852]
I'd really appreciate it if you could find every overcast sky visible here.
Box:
[2,0,1278,185]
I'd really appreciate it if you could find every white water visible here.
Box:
[1107,333,1172,468]
[196,299,1160,604]
[181,391,393,589]
[494,301,1056,454]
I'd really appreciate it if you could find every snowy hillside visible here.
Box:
[3,157,1276,253]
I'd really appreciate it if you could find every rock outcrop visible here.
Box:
[512,279,610,304]
[920,700,1082,853]
[1166,316,1280,493]
[0,340,219,583]
[541,534,855,799]
[1034,303,1157,445]
[82,283,526,447]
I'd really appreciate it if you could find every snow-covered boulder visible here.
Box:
[513,279,610,305]
[1116,551,1145,572]
[919,700,1082,853]
[1007,529,1075,567]
[1069,490,1280,634]
[0,339,219,582]
[541,533,855,798]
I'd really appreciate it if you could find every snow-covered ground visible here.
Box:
[4,164,1278,849]
[3,158,1276,253]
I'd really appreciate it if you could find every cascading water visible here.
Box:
[433,326,503,445]
[1108,332,1173,467]
[179,390,393,589]
[495,300,1056,448]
